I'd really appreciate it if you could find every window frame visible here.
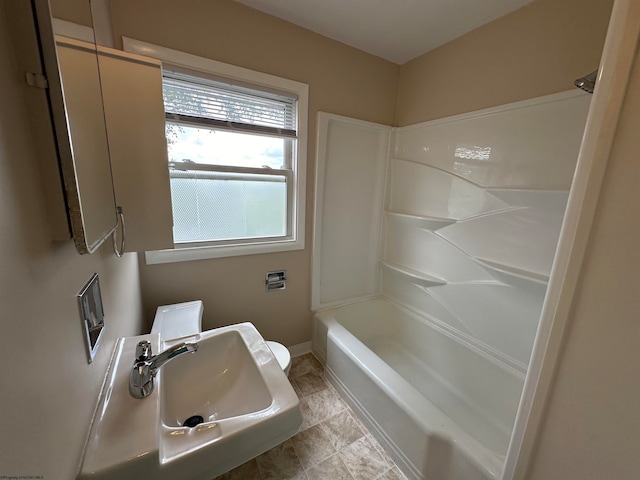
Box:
[122,38,308,264]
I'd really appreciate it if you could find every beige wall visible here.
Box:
[0,3,144,477]
[396,0,614,125]
[107,0,400,345]
[50,0,92,28]
[0,0,634,477]
[106,0,616,346]
[527,9,640,477]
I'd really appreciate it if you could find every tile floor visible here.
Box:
[214,353,407,480]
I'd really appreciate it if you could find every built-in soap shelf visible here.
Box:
[381,238,544,289]
[472,258,550,285]
[381,261,546,370]
[387,159,512,221]
[380,261,446,287]
[384,160,566,284]
[382,242,546,289]
[382,195,555,367]
[384,184,566,284]
[384,214,501,285]
[433,190,568,283]
[384,210,455,231]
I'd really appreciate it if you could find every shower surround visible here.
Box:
[311,91,591,480]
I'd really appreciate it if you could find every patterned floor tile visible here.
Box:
[368,433,395,466]
[298,396,319,431]
[321,410,365,450]
[212,352,407,480]
[255,439,304,480]
[213,458,261,480]
[338,435,392,480]
[376,465,408,480]
[305,387,348,423]
[290,353,323,379]
[290,423,337,470]
[291,371,328,397]
[305,453,353,480]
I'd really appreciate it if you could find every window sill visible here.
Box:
[144,237,305,264]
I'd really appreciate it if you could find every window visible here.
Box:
[124,39,308,263]
[164,69,297,245]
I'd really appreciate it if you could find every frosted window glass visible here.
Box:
[170,172,287,243]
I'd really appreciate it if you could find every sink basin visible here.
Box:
[77,323,302,480]
[161,329,272,428]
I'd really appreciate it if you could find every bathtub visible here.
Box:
[312,297,525,480]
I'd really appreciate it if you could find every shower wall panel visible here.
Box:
[312,113,390,310]
[393,91,591,189]
[384,91,591,371]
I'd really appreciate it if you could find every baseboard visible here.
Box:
[288,341,312,357]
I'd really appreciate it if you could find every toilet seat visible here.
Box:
[266,341,291,377]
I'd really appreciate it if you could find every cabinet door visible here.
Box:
[56,37,116,253]
[99,48,174,252]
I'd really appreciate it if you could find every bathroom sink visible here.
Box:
[77,323,302,480]
[160,329,272,428]
[158,324,301,476]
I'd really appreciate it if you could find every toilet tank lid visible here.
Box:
[150,300,203,340]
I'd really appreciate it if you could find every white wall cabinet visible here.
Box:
[99,47,174,253]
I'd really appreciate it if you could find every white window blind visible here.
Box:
[163,70,297,138]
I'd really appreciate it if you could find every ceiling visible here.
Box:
[234,0,534,65]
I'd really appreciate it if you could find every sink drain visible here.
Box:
[183,415,204,428]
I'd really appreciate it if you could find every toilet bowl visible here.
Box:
[151,301,291,377]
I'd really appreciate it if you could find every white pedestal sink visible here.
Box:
[77,323,302,480]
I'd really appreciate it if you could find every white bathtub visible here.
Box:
[313,297,525,480]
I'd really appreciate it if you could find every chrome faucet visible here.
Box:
[129,340,198,399]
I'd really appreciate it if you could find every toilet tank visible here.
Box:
[150,300,203,341]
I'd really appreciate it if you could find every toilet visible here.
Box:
[151,300,291,377]
[265,340,291,377]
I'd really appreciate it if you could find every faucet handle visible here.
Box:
[135,341,152,362]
